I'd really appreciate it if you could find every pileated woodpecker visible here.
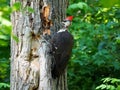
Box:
[51,16,74,79]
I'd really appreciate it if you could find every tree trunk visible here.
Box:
[10,0,68,90]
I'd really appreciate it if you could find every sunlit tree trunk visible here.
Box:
[10,0,68,90]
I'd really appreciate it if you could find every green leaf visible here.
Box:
[117,85,120,90]
[72,60,84,66]
[0,17,11,26]
[116,36,120,44]
[0,40,9,46]
[11,33,19,42]
[12,2,21,11]
[69,2,88,10]
[96,84,107,90]
[100,0,120,8]
[67,2,90,15]
[102,77,111,83]
[27,6,34,13]
[112,61,120,70]
[0,35,9,40]
[0,83,10,88]
[111,78,120,84]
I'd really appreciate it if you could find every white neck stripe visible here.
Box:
[57,29,66,33]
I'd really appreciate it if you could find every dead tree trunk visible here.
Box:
[10,0,68,90]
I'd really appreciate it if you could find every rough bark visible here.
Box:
[11,0,68,90]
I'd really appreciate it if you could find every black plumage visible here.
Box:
[51,30,73,79]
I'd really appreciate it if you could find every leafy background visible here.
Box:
[0,0,120,90]
[0,0,10,90]
[67,0,120,90]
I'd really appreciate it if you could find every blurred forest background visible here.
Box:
[0,0,120,90]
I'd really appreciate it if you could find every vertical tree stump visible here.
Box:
[11,0,68,90]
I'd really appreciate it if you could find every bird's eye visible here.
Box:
[63,20,67,22]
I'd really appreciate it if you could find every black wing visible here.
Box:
[51,31,73,78]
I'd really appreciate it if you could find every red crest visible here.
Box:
[65,16,73,21]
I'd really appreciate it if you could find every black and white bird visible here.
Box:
[51,16,74,79]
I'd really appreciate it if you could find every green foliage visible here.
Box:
[100,0,120,8]
[67,2,90,15]
[0,0,11,47]
[0,0,11,90]
[26,6,34,13]
[12,2,21,11]
[1,0,120,90]
[0,46,10,90]
[67,0,120,90]
[0,82,10,90]
[0,83,10,88]
[96,77,120,90]
[12,1,34,13]
[11,33,19,42]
